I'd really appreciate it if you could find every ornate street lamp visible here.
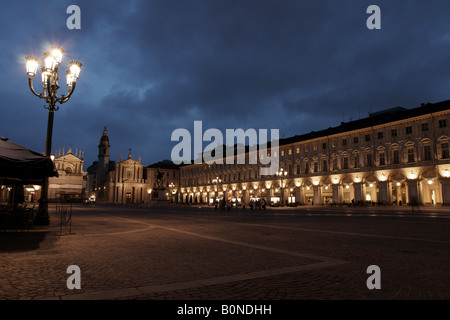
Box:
[25,47,82,225]
[276,168,287,206]
[212,177,222,203]
[169,182,175,202]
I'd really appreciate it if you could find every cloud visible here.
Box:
[1,0,450,167]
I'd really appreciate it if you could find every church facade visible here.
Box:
[87,128,148,204]
[47,147,87,201]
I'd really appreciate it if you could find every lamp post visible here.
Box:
[212,177,222,204]
[169,182,175,202]
[25,47,82,225]
[276,168,287,206]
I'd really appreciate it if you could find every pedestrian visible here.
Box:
[242,198,246,210]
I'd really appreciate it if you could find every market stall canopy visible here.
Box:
[0,136,58,183]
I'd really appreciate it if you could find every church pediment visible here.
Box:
[58,154,82,162]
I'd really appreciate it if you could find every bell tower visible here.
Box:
[96,127,110,186]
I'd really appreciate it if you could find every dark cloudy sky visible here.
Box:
[1,0,450,167]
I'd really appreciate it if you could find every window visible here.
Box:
[332,158,338,171]
[406,126,412,134]
[296,147,300,154]
[322,143,327,150]
[296,164,301,175]
[281,150,284,157]
[422,123,429,131]
[354,155,359,168]
[391,129,397,137]
[439,119,447,128]
[322,160,328,171]
[393,150,400,164]
[379,152,386,166]
[305,162,310,174]
[366,154,373,167]
[377,132,383,139]
[354,137,359,144]
[288,149,292,155]
[424,146,432,161]
[343,139,348,146]
[313,162,319,173]
[442,143,450,159]
[313,144,317,151]
[365,134,371,142]
[408,149,415,163]
[343,157,349,169]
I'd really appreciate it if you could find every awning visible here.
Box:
[0,136,58,184]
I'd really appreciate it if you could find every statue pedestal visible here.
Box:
[151,187,169,202]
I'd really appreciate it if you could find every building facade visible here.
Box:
[179,100,450,206]
[146,160,181,202]
[47,147,87,201]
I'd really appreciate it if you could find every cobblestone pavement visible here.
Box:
[0,204,449,301]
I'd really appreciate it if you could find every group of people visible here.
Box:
[214,198,267,211]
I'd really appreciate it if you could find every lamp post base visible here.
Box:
[35,200,50,225]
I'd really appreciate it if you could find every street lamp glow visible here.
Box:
[41,68,51,85]
[69,61,82,80]
[51,47,64,65]
[44,52,57,71]
[26,56,39,78]
[66,70,75,87]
